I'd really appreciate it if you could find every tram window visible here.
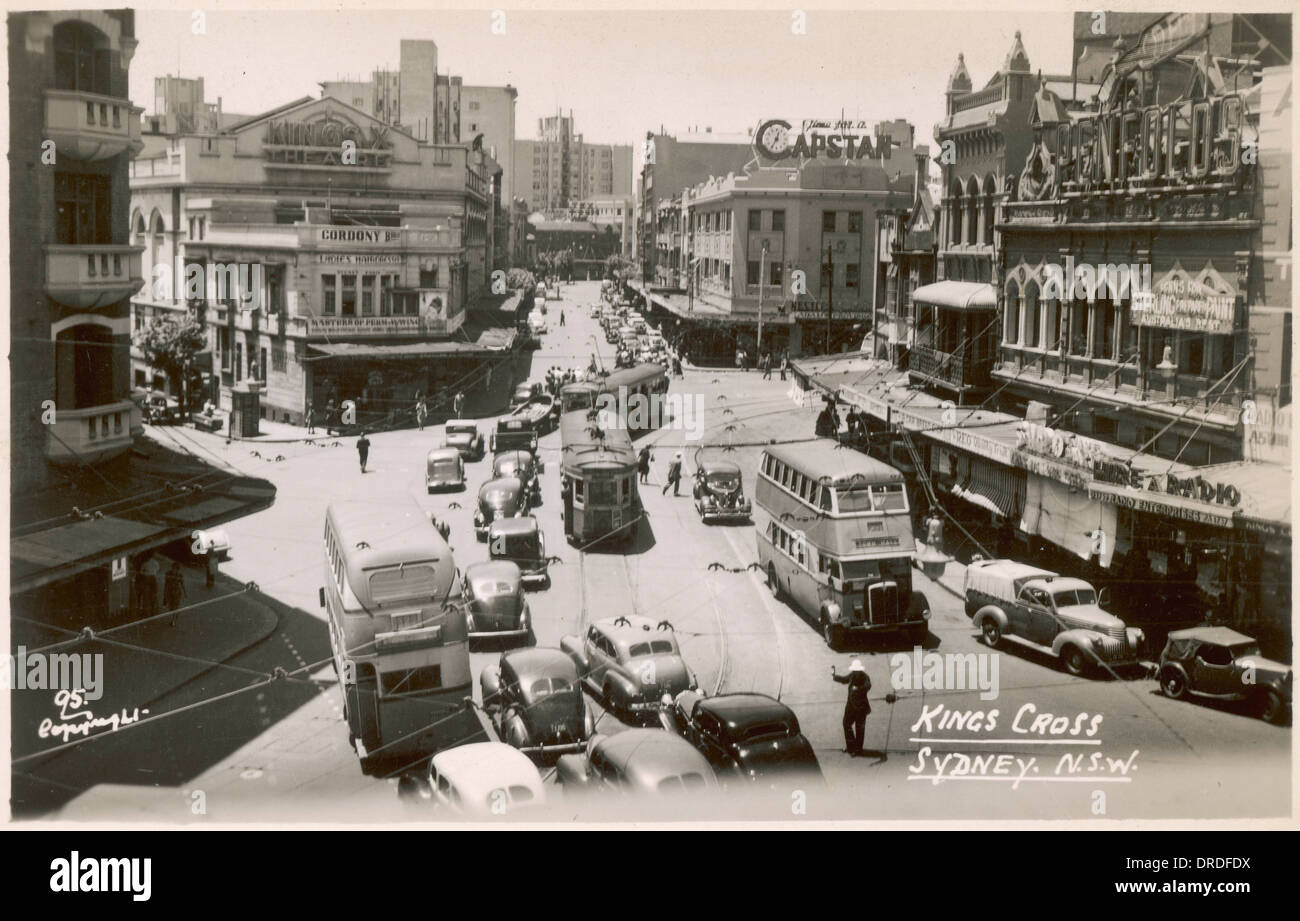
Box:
[575,480,585,502]
[819,487,832,511]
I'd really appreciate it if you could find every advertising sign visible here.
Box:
[753,119,897,162]
[1132,263,1236,334]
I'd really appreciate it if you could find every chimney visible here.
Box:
[914,145,929,198]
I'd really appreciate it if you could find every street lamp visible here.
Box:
[757,245,766,357]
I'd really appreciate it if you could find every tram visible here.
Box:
[558,409,641,548]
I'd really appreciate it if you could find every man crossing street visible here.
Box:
[357,433,371,473]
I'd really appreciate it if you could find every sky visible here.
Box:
[129,5,1079,166]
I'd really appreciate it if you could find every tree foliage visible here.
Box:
[135,314,206,393]
[506,268,536,291]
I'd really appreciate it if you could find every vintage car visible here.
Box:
[964,559,1143,676]
[142,392,180,425]
[1158,627,1292,724]
[427,742,547,817]
[492,449,542,500]
[528,312,548,335]
[512,392,560,434]
[660,690,823,785]
[442,420,485,461]
[487,516,549,588]
[463,560,530,641]
[480,648,594,757]
[490,417,539,455]
[425,447,466,493]
[560,615,698,720]
[511,382,543,410]
[588,303,602,319]
[555,729,718,795]
[474,476,527,540]
[691,459,752,523]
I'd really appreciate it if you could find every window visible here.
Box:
[340,274,357,316]
[823,211,837,232]
[258,347,268,381]
[322,275,337,316]
[770,262,783,287]
[54,173,111,245]
[771,210,785,232]
[574,479,585,503]
[54,22,110,94]
[272,345,286,373]
[845,264,860,289]
[848,212,863,233]
[748,261,761,285]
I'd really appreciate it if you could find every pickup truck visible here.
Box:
[964,559,1144,676]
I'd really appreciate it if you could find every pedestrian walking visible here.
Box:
[205,548,219,588]
[637,446,653,484]
[453,391,465,418]
[357,433,371,473]
[832,659,872,756]
[560,310,566,326]
[662,451,683,496]
[415,396,428,431]
[165,561,188,627]
[306,403,316,435]
[761,354,772,379]
[779,351,788,381]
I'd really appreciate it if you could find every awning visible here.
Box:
[1022,473,1117,568]
[911,280,997,311]
[952,461,1023,519]
[307,341,496,360]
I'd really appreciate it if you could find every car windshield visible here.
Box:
[500,533,539,558]
[707,473,740,490]
[478,580,516,596]
[447,425,473,436]
[1053,588,1098,607]
[483,488,516,507]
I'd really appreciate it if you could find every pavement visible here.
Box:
[25,279,1293,823]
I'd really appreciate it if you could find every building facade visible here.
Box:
[514,110,633,211]
[129,95,507,427]
[9,9,145,491]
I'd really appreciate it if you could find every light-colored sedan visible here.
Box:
[427,743,547,817]
[426,447,465,493]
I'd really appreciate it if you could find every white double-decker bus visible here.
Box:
[321,500,483,773]
[754,440,930,649]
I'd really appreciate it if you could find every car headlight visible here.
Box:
[921,608,931,620]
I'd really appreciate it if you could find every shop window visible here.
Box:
[361,276,373,316]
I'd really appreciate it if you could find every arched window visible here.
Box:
[982,175,997,246]
[966,176,981,245]
[1005,280,1021,345]
[55,323,115,410]
[949,179,964,247]
[1023,280,1041,348]
[53,22,111,95]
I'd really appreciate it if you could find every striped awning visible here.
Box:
[952,461,1023,519]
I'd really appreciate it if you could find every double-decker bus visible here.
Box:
[754,440,929,649]
[558,363,669,434]
[321,500,484,773]
[558,409,641,548]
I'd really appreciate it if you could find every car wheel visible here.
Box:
[602,682,620,719]
[981,619,1002,649]
[1160,668,1187,700]
[1061,645,1088,677]
[821,618,844,651]
[1259,689,1286,725]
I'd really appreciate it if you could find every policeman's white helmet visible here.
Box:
[849,659,866,674]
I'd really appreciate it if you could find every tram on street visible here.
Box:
[321,500,484,774]
[753,440,930,649]
[558,363,670,436]
[558,409,641,548]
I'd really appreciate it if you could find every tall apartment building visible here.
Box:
[461,84,518,206]
[513,110,633,211]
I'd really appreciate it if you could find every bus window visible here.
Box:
[870,483,908,511]
[370,565,438,603]
[835,486,876,513]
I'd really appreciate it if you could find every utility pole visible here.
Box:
[757,244,767,356]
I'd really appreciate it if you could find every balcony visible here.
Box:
[45,400,138,465]
[44,89,143,161]
[46,245,145,309]
[908,344,993,390]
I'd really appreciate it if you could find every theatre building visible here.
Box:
[130,95,508,426]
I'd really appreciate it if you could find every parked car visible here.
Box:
[480,648,594,757]
[1158,627,1291,724]
[660,690,823,786]
[588,304,602,319]
[491,417,539,455]
[511,382,542,410]
[691,459,752,523]
[474,476,527,540]
[555,729,718,795]
[488,516,549,589]
[427,742,547,817]
[463,560,530,641]
[964,559,1144,676]
[425,447,466,493]
[443,420,485,461]
[560,615,698,720]
[528,312,548,335]
[492,449,542,501]
[142,392,179,425]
